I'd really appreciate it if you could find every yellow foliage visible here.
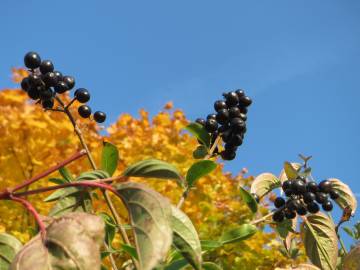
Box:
[0,68,303,269]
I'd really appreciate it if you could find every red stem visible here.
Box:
[10,195,47,241]
[12,149,87,192]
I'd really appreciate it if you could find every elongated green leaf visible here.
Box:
[250,173,281,198]
[123,159,183,186]
[101,142,119,176]
[200,240,222,251]
[193,145,208,159]
[202,262,222,270]
[279,162,301,182]
[0,233,22,269]
[49,192,91,217]
[301,213,338,270]
[115,182,173,270]
[164,259,188,270]
[220,224,257,245]
[49,178,68,185]
[342,243,360,270]
[59,167,73,182]
[328,178,357,215]
[276,218,297,239]
[239,186,258,213]
[44,187,80,202]
[186,160,216,187]
[185,123,211,148]
[76,169,110,181]
[99,212,116,247]
[121,244,138,260]
[171,205,202,269]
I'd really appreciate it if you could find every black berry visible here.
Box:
[284,189,293,197]
[205,119,218,133]
[42,72,58,87]
[28,74,43,86]
[40,60,54,74]
[230,118,246,133]
[293,180,306,194]
[94,111,106,123]
[235,89,245,98]
[214,100,227,112]
[307,202,320,213]
[296,205,307,216]
[78,105,92,118]
[42,98,54,109]
[287,199,299,212]
[21,77,31,92]
[27,87,40,100]
[329,190,339,200]
[303,192,316,204]
[239,95,252,107]
[274,197,285,208]
[273,210,285,222]
[221,129,232,143]
[285,209,296,219]
[75,88,90,103]
[220,150,236,160]
[53,71,63,81]
[54,81,69,94]
[195,118,206,126]
[239,106,248,114]
[228,107,241,118]
[216,109,229,125]
[239,113,247,121]
[322,200,333,211]
[225,92,239,106]
[207,114,216,120]
[315,192,327,204]
[24,52,41,69]
[282,180,293,191]
[319,180,332,193]
[229,134,243,146]
[307,181,319,193]
[40,88,53,100]
[62,76,75,90]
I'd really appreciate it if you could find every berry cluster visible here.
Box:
[195,90,252,160]
[21,52,106,123]
[272,179,339,222]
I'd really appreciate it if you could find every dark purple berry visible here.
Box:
[21,77,31,91]
[94,111,106,123]
[315,192,327,204]
[285,209,296,219]
[214,100,227,112]
[284,189,293,197]
[230,118,246,133]
[27,87,40,100]
[75,88,90,103]
[287,199,299,212]
[273,210,285,222]
[239,95,252,107]
[62,76,75,90]
[307,181,319,193]
[205,119,218,133]
[24,52,41,69]
[195,118,206,126]
[296,205,307,216]
[220,150,236,160]
[239,113,247,121]
[293,180,307,194]
[307,202,320,213]
[40,88,53,100]
[218,124,230,133]
[282,180,293,191]
[319,180,332,193]
[229,134,243,146]
[235,89,245,98]
[228,107,241,118]
[78,105,92,118]
[54,81,69,94]
[225,92,239,106]
[216,109,229,125]
[221,129,232,143]
[274,197,285,208]
[329,190,339,200]
[239,106,248,114]
[322,200,333,211]
[28,74,43,86]
[41,98,54,109]
[207,113,216,120]
[303,192,316,204]
[42,72,58,87]
[53,71,63,81]
[39,60,54,74]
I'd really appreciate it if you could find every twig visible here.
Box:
[251,211,275,225]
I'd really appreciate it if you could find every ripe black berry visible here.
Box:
[285,209,296,219]
[195,118,206,126]
[307,202,320,213]
[296,205,307,216]
[54,81,69,94]
[306,181,319,193]
[27,87,40,100]
[216,109,229,125]
[228,107,241,118]
[40,89,54,100]
[214,100,227,112]
[62,76,75,90]
[225,92,239,106]
[303,192,316,204]
[78,105,92,118]
[287,199,299,212]
[21,77,31,92]
[239,96,252,107]
[273,210,285,222]
[239,106,248,114]
[329,190,339,200]
[282,180,293,191]
[239,113,247,121]
[75,88,90,103]
[28,74,43,86]
[274,197,285,208]
[53,71,63,81]
[319,180,332,193]
[284,189,293,197]
[221,129,232,143]
[42,72,58,87]
[207,114,216,120]
[315,192,327,204]
[220,150,236,160]
[235,89,245,98]
[322,200,333,211]
[230,118,246,133]
[42,98,54,109]
[293,180,306,194]
[229,134,243,146]
[94,111,106,123]
[205,119,218,133]
[24,52,41,69]
[218,124,230,133]
[40,60,54,74]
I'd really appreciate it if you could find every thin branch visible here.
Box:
[12,150,87,192]
[251,211,275,225]
[65,97,77,109]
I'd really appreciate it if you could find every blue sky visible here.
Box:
[1,1,360,247]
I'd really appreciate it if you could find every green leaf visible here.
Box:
[186,160,216,187]
[279,162,302,182]
[0,233,22,269]
[99,213,116,247]
[239,186,258,213]
[184,122,211,148]
[250,173,281,198]
[48,192,91,217]
[301,212,338,270]
[342,243,360,270]
[121,244,138,260]
[164,259,188,270]
[220,224,257,245]
[200,240,222,251]
[202,262,222,270]
[76,169,110,181]
[170,205,202,270]
[328,178,357,215]
[101,141,119,176]
[275,218,297,239]
[115,182,173,270]
[49,178,68,185]
[343,227,355,239]
[123,159,183,186]
[44,187,80,202]
[59,167,74,182]
[193,145,208,159]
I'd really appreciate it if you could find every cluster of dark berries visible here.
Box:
[195,90,252,160]
[272,179,339,222]
[21,52,106,123]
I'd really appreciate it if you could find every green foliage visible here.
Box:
[238,187,258,213]
[101,142,119,176]
[0,233,22,269]
[220,224,257,245]
[184,123,211,148]
[186,160,217,187]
